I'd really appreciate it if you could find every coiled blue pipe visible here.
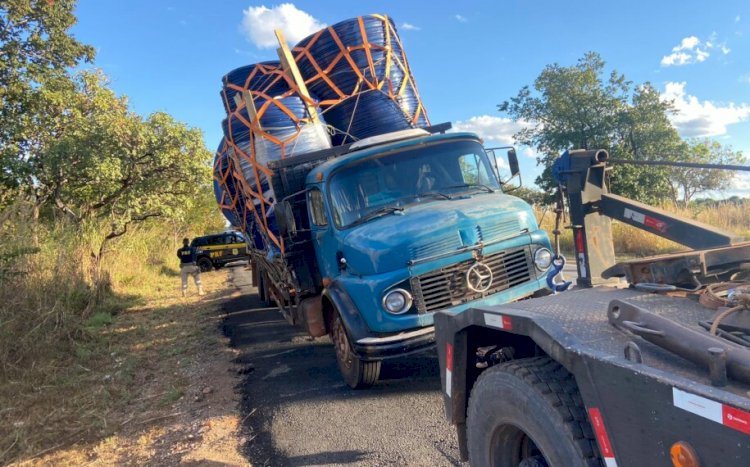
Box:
[293,16,428,144]
[221,61,289,114]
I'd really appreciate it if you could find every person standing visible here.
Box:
[178,238,204,297]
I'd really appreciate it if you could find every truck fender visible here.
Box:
[321,281,371,343]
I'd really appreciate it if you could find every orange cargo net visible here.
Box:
[221,63,329,252]
[291,14,429,127]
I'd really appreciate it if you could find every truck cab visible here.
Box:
[265,129,554,388]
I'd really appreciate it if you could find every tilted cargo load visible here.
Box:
[219,61,331,251]
[213,14,430,254]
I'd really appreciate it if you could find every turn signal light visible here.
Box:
[670,441,700,467]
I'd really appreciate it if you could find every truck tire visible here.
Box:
[466,357,600,467]
[330,312,380,389]
[257,271,269,306]
[197,257,213,272]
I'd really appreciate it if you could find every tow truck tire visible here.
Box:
[330,312,380,389]
[467,357,600,467]
[197,257,213,272]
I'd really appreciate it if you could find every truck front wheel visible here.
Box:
[330,312,380,389]
[466,357,600,467]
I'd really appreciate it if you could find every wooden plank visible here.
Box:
[274,29,320,124]
[242,90,258,124]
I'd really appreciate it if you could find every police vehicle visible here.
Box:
[191,231,248,271]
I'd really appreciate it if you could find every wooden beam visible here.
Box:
[274,29,320,124]
[242,90,258,123]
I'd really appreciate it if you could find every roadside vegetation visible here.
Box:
[500,52,746,206]
[0,2,234,463]
[0,196,229,464]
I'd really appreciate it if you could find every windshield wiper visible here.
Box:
[418,191,452,200]
[445,183,495,193]
[350,206,404,227]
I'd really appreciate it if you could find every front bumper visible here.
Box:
[353,326,436,361]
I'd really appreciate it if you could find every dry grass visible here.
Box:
[536,200,750,258]
[1,262,240,465]
[0,213,241,464]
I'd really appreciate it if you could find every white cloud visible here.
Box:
[455,14,468,23]
[732,172,750,191]
[661,52,692,66]
[240,4,326,49]
[452,115,528,148]
[400,22,420,31]
[736,15,741,23]
[662,82,750,137]
[676,36,700,50]
[660,34,730,67]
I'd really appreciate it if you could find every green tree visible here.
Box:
[509,186,545,206]
[36,71,212,267]
[0,0,95,205]
[499,52,680,203]
[667,140,746,207]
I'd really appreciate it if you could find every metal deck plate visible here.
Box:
[502,287,750,395]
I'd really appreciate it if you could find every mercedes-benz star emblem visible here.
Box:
[466,262,493,293]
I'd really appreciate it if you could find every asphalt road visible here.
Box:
[222,265,462,467]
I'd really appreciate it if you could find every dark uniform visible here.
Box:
[178,244,203,296]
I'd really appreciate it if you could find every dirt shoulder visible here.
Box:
[5,265,250,466]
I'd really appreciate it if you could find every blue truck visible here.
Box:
[251,124,555,388]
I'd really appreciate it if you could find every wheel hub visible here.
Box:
[333,319,353,370]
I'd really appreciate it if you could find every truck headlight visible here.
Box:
[382,289,412,314]
[534,247,553,271]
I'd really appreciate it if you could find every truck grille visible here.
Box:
[410,247,534,314]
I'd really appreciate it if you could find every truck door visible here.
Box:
[308,187,339,278]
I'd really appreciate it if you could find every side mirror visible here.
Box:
[508,149,520,177]
[276,200,297,238]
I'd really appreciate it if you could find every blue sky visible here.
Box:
[72,1,750,192]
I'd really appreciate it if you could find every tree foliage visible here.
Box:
[0,1,218,268]
[0,0,95,195]
[499,52,686,203]
[667,140,745,207]
[31,71,212,260]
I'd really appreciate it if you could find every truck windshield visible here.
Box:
[328,140,500,228]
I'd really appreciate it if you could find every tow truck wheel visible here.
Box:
[197,257,213,272]
[330,312,380,389]
[467,357,600,467]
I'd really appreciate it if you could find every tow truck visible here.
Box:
[435,148,750,466]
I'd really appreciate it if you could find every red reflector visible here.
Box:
[644,215,668,233]
[502,316,513,330]
[575,230,584,252]
[446,343,453,372]
[588,408,615,459]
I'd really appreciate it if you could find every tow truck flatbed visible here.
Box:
[435,148,750,466]
[437,286,750,465]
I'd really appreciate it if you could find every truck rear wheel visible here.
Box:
[330,312,380,389]
[257,271,270,306]
[466,357,600,467]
